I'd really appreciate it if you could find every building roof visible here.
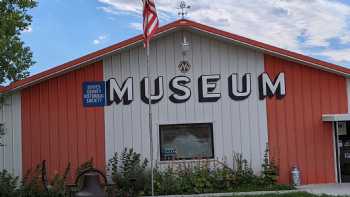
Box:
[2,19,350,93]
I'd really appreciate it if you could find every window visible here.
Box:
[159,123,214,161]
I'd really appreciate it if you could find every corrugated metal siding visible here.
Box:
[104,31,269,172]
[21,62,105,180]
[265,54,348,184]
[0,92,22,177]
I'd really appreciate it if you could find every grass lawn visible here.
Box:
[236,192,349,197]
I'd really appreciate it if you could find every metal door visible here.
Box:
[339,137,350,182]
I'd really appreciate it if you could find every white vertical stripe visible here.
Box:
[103,31,269,172]
[0,92,22,177]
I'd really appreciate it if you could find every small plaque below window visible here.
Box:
[159,123,214,161]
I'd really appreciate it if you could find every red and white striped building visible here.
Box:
[1,19,350,185]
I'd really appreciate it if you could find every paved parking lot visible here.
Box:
[298,183,350,196]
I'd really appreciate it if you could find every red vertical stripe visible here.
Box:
[265,54,347,184]
[94,61,106,172]
[76,67,88,166]
[302,67,315,183]
[49,78,59,175]
[21,62,105,182]
[30,86,41,169]
[57,75,68,173]
[66,72,78,181]
[319,71,329,182]
[40,81,50,175]
[284,61,297,182]
[310,69,322,182]
[85,65,97,166]
[276,63,288,184]
[293,64,307,184]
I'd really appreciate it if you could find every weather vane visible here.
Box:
[178,1,191,19]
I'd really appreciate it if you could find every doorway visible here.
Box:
[335,121,350,183]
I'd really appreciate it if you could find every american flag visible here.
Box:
[143,0,159,48]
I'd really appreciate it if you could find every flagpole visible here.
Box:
[146,40,155,197]
[143,0,157,195]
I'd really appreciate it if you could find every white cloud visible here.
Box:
[97,0,350,65]
[22,26,33,33]
[93,35,108,45]
[97,0,143,15]
[318,48,350,63]
[93,39,100,45]
[129,22,142,31]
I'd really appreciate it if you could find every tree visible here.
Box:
[0,0,37,84]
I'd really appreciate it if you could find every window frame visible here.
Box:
[158,122,215,161]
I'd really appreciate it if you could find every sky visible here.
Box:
[22,0,350,75]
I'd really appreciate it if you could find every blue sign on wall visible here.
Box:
[83,81,106,107]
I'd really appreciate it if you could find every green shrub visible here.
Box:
[151,166,181,195]
[108,148,148,197]
[261,143,279,185]
[143,146,290,196]
[49,162,71,195]
[21,163,47,196]
[210,166,236,192]
[233,153,257,185]
[21,162,71,197]
[0,146,288,196]
[192,164,213,193]
[0,170,19,197]
[176,163,196,194]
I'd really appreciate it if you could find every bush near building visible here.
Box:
[108,147,292,196]
[0,147,292,196]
